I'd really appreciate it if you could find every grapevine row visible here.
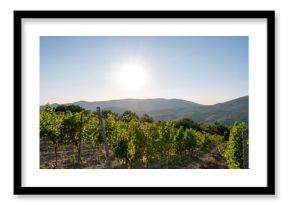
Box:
[40,104,247,169]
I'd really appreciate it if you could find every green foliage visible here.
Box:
[40,104,65,167]
[126,120,146,168]
[62,111,82,146]
[222,122,248,169]
[102,110,119,120]
[40,107,231,169]
[83,112,101,146]
[204,133,225,145]
[40,163,48,169]
[40,104,64,143]
[121,110,139,122]
[183,128,197,153]
[55,104,84,113]
[141,122,159,167]
[197,122,208,132]
[207,121,229,140]
[175,118,197,130]
[40,105,98,167]
[174,127,185,154]
[140,114,154,123]
[68,153,78,164]
[104,113,117,145]
[111,122,129,166]
[155,121,175,161]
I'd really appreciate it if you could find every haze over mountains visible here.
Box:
[43,96,248,126]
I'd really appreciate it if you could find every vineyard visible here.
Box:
[40,104,248,169]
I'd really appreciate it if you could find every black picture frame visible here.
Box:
[14,10,275,195]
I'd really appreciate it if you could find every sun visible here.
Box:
[116,62,147,91]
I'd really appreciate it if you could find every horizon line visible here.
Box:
[40,95,249,107]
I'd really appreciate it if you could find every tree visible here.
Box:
[175,118,193,129]
[196,122,208,132]
[121,110,139,123]
[140,114,153,123]
[207,121,229,140]
[55,104,84,113]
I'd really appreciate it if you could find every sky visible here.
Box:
[40,36,248,105]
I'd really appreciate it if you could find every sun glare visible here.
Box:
[116,63,147,91]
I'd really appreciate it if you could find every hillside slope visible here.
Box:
[41,96,248,126]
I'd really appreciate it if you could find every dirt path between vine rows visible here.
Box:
[185,142,228,169]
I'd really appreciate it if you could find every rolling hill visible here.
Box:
[41,96,248,126]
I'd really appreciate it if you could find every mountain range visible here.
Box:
[43,96,248,126]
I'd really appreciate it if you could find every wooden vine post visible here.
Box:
[242,128,249,169]
[96,107,112,168]
[77,111,83,166]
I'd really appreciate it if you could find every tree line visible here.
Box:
[40,104,248,169]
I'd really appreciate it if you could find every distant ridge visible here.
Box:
[41,96,248,126]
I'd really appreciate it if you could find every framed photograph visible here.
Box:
[14,10,275,195]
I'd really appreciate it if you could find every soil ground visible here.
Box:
[40,141,228,169]
[182,142,227,169]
